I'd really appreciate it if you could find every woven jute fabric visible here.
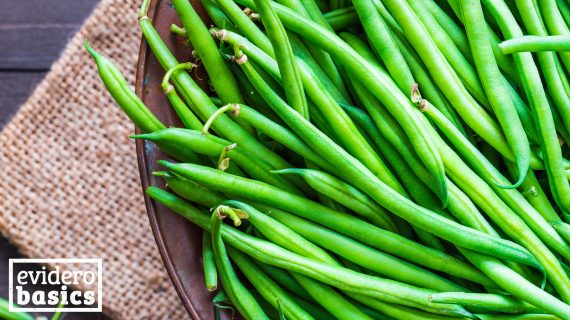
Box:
[0,0,187,318]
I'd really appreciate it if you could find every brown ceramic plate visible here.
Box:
[135,0,229,319]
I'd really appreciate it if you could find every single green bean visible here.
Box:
[253,0,308,116]
[323,7,358,31]
[500,35,570,53]
[161,62,203,130]
[461,0,530,187]
[85,40,209,164]
[430,292,538,314]
[353,0,414,93]
[202,230,217,291]
[85,40,163,133]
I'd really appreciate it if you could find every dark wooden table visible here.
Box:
[0,1,108,319]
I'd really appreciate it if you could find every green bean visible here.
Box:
[172,0,244,105]
[429,292,537,314]
[514,0,570,142]
[461,0,530,188]
[146,187,472,317]
[85,40,164,133]
[202,230,218,291]
[132,129,302,194]
[253,0,308,116]
[158,162,496,286]
[265,207,471,291]
[138,2,292,173]
[225,201,338,264]
[558,0,570,27]
[227,249,315,320]
[85,40,209,164]
[538,0,570,74]
[272,168,397,231]
[500,35,570,53]
[254,263,312,300]
[202,0,237,32]
[481,0,570,221]
[209,209,269,320]
[421,103,570,299]
[340,32,468,141]
[292,275,374,320]
[406,0,491,109]
[161,63,203,130]
[295,61,409,197]
[353,0,414,93]
[459,248,570,319]
[340,102,497,236]
[234,0,447,199]
[0,297,34,320]
[552,221,570,245]
[161,160,540,271]
[505,163,560,224]
[324,7,358,31]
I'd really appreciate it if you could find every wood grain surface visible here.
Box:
[0,1,109,318]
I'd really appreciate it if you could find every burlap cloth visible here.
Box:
[0,0,187,318]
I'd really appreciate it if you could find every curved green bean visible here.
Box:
[460,0,530,188]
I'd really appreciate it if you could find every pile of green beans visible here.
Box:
[87,0,570,318]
